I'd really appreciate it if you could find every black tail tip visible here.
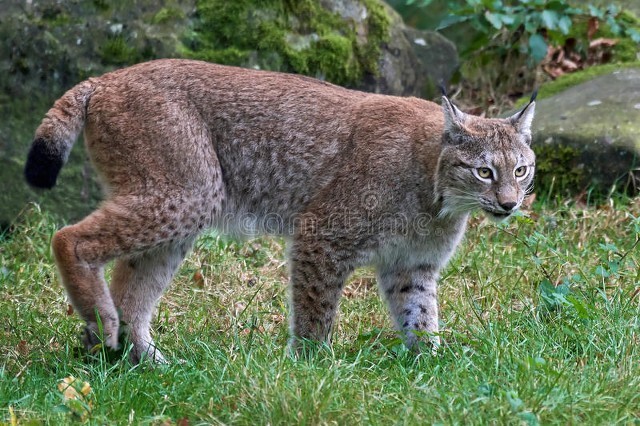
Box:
[24,138,64,189]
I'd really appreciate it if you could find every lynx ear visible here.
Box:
[441,95,467,139]
[508,90,537,144]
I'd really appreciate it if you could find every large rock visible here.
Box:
[532,68,640,196]
[358,3,458,97]
[0,0,458,226]
[186,0,458,97]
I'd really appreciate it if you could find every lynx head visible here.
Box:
[436,94,536,220]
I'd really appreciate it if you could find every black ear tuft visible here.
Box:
[516,89,538,120]
[438,80,448,97]
[24,138,64,189]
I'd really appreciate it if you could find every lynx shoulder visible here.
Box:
[24,59,535,363]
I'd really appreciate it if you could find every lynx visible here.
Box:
[24,59,535,363]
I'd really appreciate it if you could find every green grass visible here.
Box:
[2,200,640,424]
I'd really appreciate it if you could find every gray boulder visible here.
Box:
[532,68,640,197]
[358,3,458,97]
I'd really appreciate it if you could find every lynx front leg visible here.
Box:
[377,264,441,350]
[110,238,194,364]
[288,239,354,350]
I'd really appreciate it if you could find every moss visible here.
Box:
[100,35,141,65]
[92,0,110,12]
[533,144,586,199]
[40,10,74,27]
[184,0,390,86]
[152,6,186,25]
[360,0,391,76]
[515,62,640,107]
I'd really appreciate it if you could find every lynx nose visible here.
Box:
[499,201,517,212]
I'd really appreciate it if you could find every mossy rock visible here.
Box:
[183,0,457,95]
[530,68,640,199]
[181,0,389,86]
[516,62,640,108]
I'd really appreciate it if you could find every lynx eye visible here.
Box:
[514,166,527,178]
[476,167,493,179]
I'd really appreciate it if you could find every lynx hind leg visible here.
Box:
[52,195,209,357]
[288,237,355,352]
[110,237,195,364]
[53,222,119,352]
[377,264,441,350]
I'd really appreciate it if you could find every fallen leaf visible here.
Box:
[587,17,599,40]
[57,375,94,421]
[589,38,617,48]
[270,314,285,324]
[192,271,205,288]
[561,58,579,71]
[17,340,29,356]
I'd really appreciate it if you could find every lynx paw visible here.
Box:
[83,321,121,353]
[129,343,167,365]
[405,331,441,355]
[287,336,329,360]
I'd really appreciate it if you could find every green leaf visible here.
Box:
[519,411,540,426]
[566,295,591,319]
[595,265,610,278]
[545,0,566,11]
[477,383,494,397]
[627,28,640,43]
[484,11,504,30]
[436,14,471,30]
[599,242,618,252]
[528,33,547,63]
[500,13,516,26]
[606,3,620,16]
[588,4,604,19]
[506,390,524,411]
[524,12,541,34]
[52,404,71,414]
[538,279,571,311]
[406,0,434,6]
[540,10,559,30]
[558,15,572,35]
[606,16,622,35]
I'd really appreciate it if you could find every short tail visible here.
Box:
[24,80,96,189]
